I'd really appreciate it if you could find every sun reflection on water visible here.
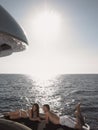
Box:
[28,75,76,115]
[30,75,62,113]
[32,74,58,87]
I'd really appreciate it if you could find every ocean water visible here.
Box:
[0,74,98,129]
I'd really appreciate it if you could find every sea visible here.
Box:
[0,74,98,129]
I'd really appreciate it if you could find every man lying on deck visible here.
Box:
[43,103,85,130]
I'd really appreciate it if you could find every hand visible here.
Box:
[37,118,41,122]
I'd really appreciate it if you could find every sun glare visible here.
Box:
[24,9,62,80]
[33,10,61,44]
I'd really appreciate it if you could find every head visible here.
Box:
[43,104,50,113]
[32,103,39,117]
[32,103,39,112]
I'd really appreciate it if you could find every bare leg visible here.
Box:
[4,110,28,119]
[76,103,85,126]
[75,103,84,130]
[5,110,20,119]
[75,111,82,130]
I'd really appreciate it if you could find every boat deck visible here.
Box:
[4,117,77,130]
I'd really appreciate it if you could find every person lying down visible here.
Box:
[3,103,86,130]
[43,103,85,130]
[4,103,41,122]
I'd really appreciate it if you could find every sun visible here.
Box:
[33,10,61,44]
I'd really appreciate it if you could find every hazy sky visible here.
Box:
[0,0,98,77]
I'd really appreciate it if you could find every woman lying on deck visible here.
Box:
[4,103,40,122]
[43,103,85,130]
[4,103,41,130]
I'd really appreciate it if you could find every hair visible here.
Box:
[43,104,50,111]
[31,103,39,118]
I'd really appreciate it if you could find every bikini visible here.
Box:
[19,109,29,118]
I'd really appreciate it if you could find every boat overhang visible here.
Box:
[0,5,28,57]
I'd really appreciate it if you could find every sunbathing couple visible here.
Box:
[5,103,85,130]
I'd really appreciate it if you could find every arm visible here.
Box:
[45,113,49,124]
[30,117,41,121]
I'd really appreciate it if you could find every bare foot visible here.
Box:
[74,103,81,116]
[75,103,86,129]
[3,112,9,116]
[76,103,81,111]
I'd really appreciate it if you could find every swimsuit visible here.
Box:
[60,115,76,128]
[19,109,29,118]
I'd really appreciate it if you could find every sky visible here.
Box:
[0,0,98,78]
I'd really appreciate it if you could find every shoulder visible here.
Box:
[50,111,57,116]
[47,111,53,116]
